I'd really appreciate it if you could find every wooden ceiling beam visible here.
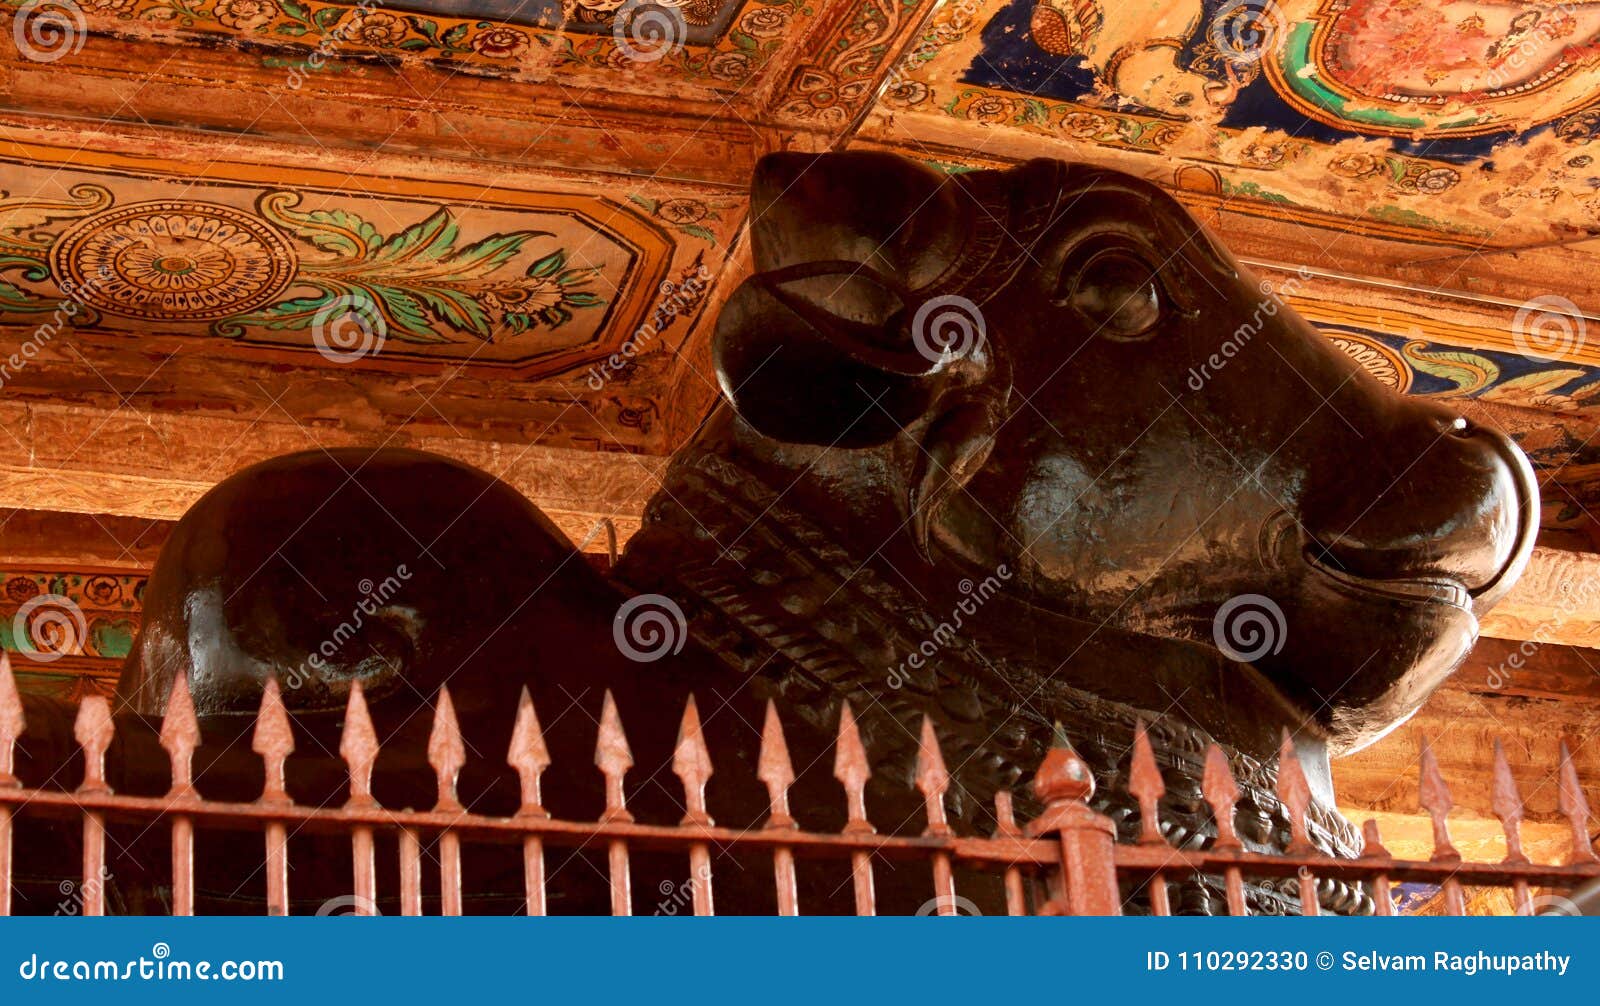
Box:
[1449,637,1600,704]
[0,508,169,571]
[1334,685,1600,824]
[1480,546,1600,649]
[0,400,664,555]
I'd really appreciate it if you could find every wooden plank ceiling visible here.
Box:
[4,0,1600,836]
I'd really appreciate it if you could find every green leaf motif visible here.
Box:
[240,295,333,329]
[414,286,493,340]
[0,277,50,313]
[368,285,440,341]
[1402,341,1498,395]
[235,197,605,347]
[526,250,567,278]
[258,193,383,258]
[431,231,535,281]
[408,15,441,42]
[375,208,458,264]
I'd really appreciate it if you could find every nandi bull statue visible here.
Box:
[8,152,1536,915]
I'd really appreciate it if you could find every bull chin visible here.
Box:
[1256,557,1480,754]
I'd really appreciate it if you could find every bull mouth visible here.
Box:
[1302,547,1474,615]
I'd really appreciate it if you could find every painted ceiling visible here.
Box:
[2,0,1599,543]
[10,0,818,94]
[870,0,1600,244]
[0,141,731,375]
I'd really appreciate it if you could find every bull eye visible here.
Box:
[1062,248,1163,341]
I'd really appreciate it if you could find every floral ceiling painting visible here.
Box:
[13,0,804,92]
[0,144,729,377]
[875,0,1600,242]
[350,0,744,36]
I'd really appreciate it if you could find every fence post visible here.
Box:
[1026,727,1120,916]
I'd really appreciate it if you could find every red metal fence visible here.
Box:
[0,651,1596,916]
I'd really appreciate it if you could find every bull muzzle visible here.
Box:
[1299,406,1538,621]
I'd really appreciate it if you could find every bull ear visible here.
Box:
[713,273,938,447]
[908,396,1001,558]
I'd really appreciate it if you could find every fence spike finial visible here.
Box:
[0,651,25,785]
[1361,817,1389,856]
[1202,744,1241,848]
[163,675,200,917]
[1128,719,1167,845]
[833,701,873,833]
[252,676,294,805]
[833,701,876,913]
[1558,740,1596,863]
[508,686,551,816]
[915,716,951,837]
[1032,722,1095,805]
[74,694,114,795]
[159,673,200,796]
[1275,729,1313,851]
[1491,738,1526,864]
[428,686,466,812]
[595,690,633,822]
[674,694,714,826]
[1418,735,1459,860]
[340,680,379,808]
[758,699,796,829]
[1025,723,1121,916]
[1202,743,1247,914]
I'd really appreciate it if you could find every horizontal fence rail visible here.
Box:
[0,652,1597,916]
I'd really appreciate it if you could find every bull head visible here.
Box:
[713,151,1537,753]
